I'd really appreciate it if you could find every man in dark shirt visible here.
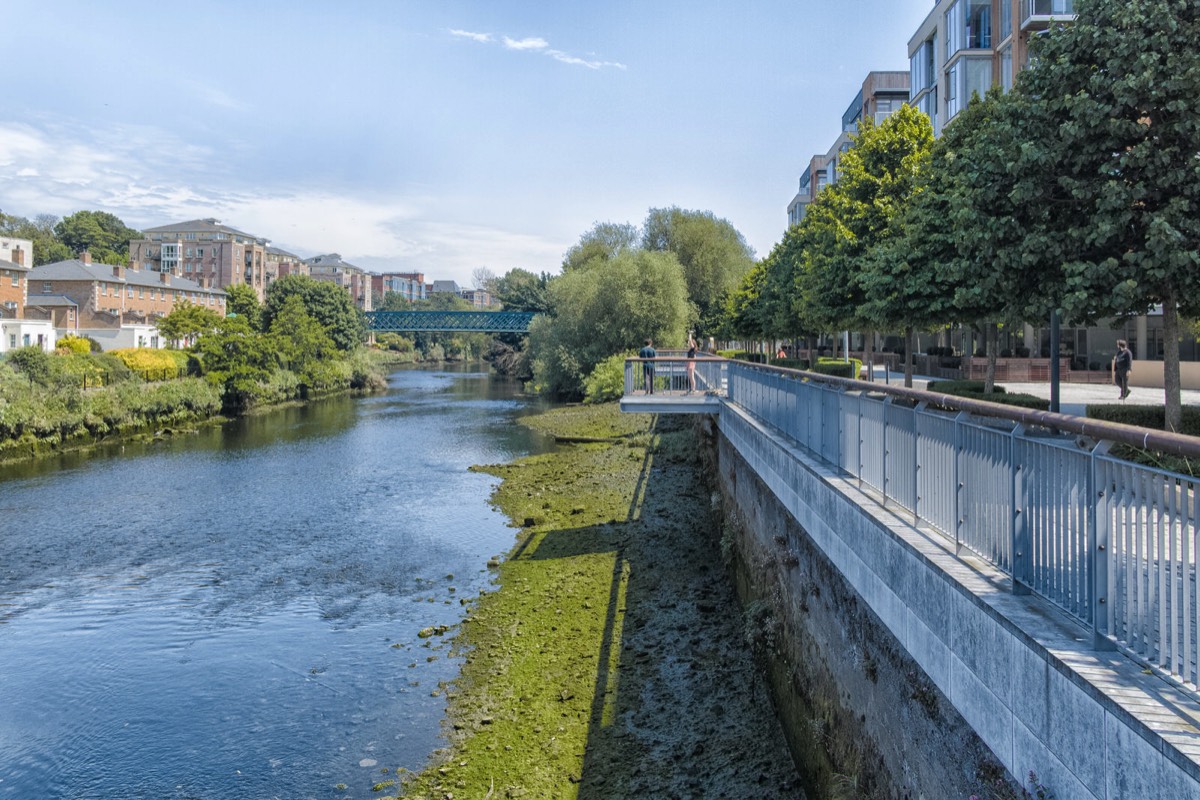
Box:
[639,339,656,394]
[1112,339,1133,400]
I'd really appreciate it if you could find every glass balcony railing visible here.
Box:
[1022,0,1075,28]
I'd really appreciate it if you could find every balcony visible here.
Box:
[1022,0,1075,30]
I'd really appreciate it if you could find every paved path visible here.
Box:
[867,367,1200,418]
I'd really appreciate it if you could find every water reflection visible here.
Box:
[0,365,551,799]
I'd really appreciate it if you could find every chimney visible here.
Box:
[160,271,171,285]
[12,246,24,266]
[80,251,92,265]
[112,265,125,280]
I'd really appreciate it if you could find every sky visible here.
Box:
[1,0,934,287]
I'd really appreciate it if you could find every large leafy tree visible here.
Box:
[155,301,224,346]
[0,211,72,265]
[268,295,339,389]
[799,106,934,384]
[263,274,364,351]
[529,250,690,399]
[642,207,755,334]
[493,268,552,314]
[1016,0,1200,431]
[561,222,640,272]
[224,283,263,330]
[54,210,140,265]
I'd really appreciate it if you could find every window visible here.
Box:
[197,248,204,258]
[1000,44,1014,91]
[947,56,992,120]
[1000,0,1013,41]
[946,0,991,57]
[138,288,145,299]
[8,334,15,349]
[42,282,52,294]
[127,286,134,298]
[910,37,937,95]
[9,271,17,287]
[185,232,196,240]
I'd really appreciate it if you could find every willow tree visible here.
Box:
[1017,0,1200,431]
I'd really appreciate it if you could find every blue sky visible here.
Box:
[1,0,933,286]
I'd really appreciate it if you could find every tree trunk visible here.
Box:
[904,326,915,388]
[1163,296,1183,433]
[984,323,999,394]
[863,330,875,382]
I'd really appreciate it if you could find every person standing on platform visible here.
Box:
[686,332,697,393]
[639,339,657,394]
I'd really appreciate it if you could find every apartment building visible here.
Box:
[25,253,225,350]
[129,218,270,298]
[371,272,427,303]
[460,288,493,308]
[266,246,308,285]
[908,0,1075,135]
[430,280,461,295]
[787,71,911,226]
[306,253,373,311]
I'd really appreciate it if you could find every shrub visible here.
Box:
[56,335,92,355]
[927,380,1007,395]
[1087,405,1200,437]
[771,358,810,370]
[109,348,183,373]
[926,380,1047,410]
[583,352,633,404]
[5,347,53,385]
[813,357,862,379]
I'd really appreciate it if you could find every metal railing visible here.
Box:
[722,360,1200,689]
[623,354,728,397]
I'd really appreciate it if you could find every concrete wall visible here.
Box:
[706,403,1200,800]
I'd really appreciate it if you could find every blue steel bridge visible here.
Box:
[364,310,536,333]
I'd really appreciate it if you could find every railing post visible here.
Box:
[881,396,892,506]
[1010,423,1032,595]
[913,401,925,526]
[954,411,968,557]
[1090,440,1116,650]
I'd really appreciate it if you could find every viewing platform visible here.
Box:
[618,353,726,414]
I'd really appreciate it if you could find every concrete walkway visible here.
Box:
[868,367,1200,418]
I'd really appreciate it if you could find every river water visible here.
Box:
[0,366,549,799]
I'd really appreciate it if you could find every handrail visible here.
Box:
[729,359,1200,459]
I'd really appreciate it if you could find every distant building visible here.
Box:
[460,288,492,308]
[431,280,461,295]
[306,253,373,311]
[266,246,308,286]
[129,218,270,298]
[27,253,225,350]
[0,235,56,352]
[371,272,427,303]
[787,71,911,227]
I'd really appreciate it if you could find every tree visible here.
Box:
[642,207,755,334]
[192,315,279,407]
[53,210,140,265]
[155,301,224,346]
[1014,0,1200,431]
[263,274,364,351]
[0,211,72,265]
[269,295,338,388]
[797,106,934,385]
[224,284,263,330]
[472,266,497,292]
[493,268,552,314]
[529,250,690,398]
[561,222,640,272]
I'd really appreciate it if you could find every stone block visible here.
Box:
[950,595,1014,707]
[1012,717,1101,800]
[908,611,952,697]
[951,652,1014,767]
[1105,710,1164,800]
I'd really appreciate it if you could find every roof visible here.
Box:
[306,253,363,272]
[30,260,226,295]
[267,246,302,259]
[0,258,30,272]
[24,294,78,307]
[140,218,264,242]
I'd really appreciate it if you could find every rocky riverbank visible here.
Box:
[394,403,803,799]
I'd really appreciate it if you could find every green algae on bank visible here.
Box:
[393,403,802,799]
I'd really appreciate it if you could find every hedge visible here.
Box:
[1086,405,1200,438]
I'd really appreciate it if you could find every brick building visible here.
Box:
[371,272,427,303]
[129,218,269,299]
[306,253,373,311]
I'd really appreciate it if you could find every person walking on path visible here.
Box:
[639,339,657,394]
[686,332,697,393]
[1112,339,1133,400]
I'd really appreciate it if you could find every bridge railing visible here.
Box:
[623,354,727,397]
[723,360,1200,691]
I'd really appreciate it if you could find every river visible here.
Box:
[0,366,549,799]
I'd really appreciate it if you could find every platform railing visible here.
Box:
[722,360,1200,690]
[623,354,727,397]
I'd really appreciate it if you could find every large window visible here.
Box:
[910,37,937,95]
[1000,44,1014,91]
[1000,0,1013,41]
[947,56,993,120]
[947,0,992,58]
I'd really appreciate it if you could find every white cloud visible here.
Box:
[449,28,623,70]
[0,119,565,286]
[449,28,492,43]
[187,81,248,112]
[502,36,548,51]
